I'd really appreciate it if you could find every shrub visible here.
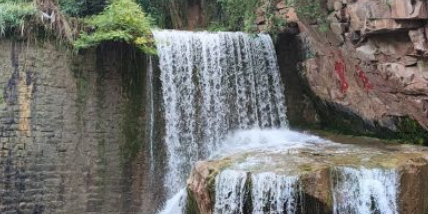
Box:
[73,0,155,54]
[58,0,108,17]
[0,0,36,37]
[294,0,329,32]
[217,0,260,32]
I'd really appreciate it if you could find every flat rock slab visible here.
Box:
[187,132,428,214]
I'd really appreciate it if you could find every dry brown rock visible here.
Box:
[253,0,428,136]
[346,0,427,35]
[330,22,347,36]
[409,28,428,55]
[378,63,428,95]
[392,0,428,19]
[417,60,428,79]
[333,1,344,11]
[400,56,418,66]
[356,42,377,61]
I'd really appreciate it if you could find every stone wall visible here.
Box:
[0,40,165,214]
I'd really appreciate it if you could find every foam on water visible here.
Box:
[214,170,248,214]
[332,167,398,214]
[251,172,299,214]
[157,189,187,214]
[211,129,329,158]
[153,30,288,196]
[153,30,402,214]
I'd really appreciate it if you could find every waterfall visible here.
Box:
[214,170,248,214]
[251,173,299,214]
[332,167,399,214]
[153,30,288,196]
[147,56,155,174]
[152,30,402,214]
[213,171,300,214]
[158,189,187,214]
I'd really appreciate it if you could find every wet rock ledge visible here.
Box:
[185,134,428,214]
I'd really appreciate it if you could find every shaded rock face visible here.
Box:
[186,135,428,214]
[269,0,428,142]
[0,40,166,213]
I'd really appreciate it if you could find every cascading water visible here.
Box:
[153,30,288,196]
[214,170,248,214]
[147,56,155,174]
[153,30,403,214]
[251,172,299,214]
[332,167,399,214]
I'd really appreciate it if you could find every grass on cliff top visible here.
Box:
[73,0,156,54]
[0,0,36,37]
[0,0,156,55]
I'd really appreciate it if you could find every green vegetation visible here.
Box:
[0,0,36,37]
[0,0,328,51]
[217,0,260,32]
[210,0,287,33]
[294,0,329,32]
[397,117,428,146]
[136,0,170,28]
[74,0,155,54]
[186,189,202,214]
[58,0,107,17]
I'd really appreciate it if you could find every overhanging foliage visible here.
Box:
[0,0,36,37]
[73,0,155,54]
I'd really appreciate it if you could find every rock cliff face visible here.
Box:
[0,40,166,213]
[268,0,428,142]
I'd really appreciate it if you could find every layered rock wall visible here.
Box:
[259,0,428,142]
[0,40,165,213]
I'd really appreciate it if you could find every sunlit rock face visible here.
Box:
[187,131,428,214]
[266,0,428,141]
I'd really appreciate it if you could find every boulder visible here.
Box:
[409,28,428,55]
[400,56,418,66]
[417,60,428,79]
[330,22,347,36]
[356,42,377,61]
[392,0,428,19]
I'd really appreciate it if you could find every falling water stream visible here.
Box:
[152,30,401,214]
[153,30,288,197]
[147,56,155,174]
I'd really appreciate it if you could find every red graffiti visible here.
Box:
[355,66,374,90]
[334,51,348,93]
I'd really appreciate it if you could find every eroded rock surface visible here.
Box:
[258,0,428,142]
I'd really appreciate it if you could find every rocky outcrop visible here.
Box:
[263,0,428,143]
[186,134,428,214]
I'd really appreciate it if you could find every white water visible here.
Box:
[147,56,155,174]
[153,30,288,196]
[153,30,401,214]
[158,189,187,214]
[214,170,248,214]
[210,129,328,158]
[332,167,399,214]
[251,172,299,214]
